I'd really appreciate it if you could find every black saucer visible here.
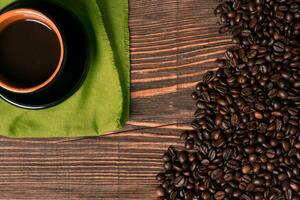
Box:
[0,1,89,109]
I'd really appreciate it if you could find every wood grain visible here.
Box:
[0,0,231,199]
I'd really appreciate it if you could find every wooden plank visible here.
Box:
[0,128,182,200]
[130,0,231,125]
[0,0,231,199]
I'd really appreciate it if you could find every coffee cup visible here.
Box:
[0,8,64,93]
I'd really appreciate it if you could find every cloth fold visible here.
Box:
[0,0,130,138]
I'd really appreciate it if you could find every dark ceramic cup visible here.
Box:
[0,8,65,93]
[0,2,89,109]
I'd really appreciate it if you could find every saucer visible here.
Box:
[0,1,89,109]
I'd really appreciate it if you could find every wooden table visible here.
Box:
[0,0,232,199]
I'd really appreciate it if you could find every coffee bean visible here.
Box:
[227,159,239,170]
[215,191,225,200]
[156,173,165,182]
[174,175,186,188]
[201,91,210,102]
[273,42,285,53]
[156,186,166,197]
[227,11,236,18]
[253,178,265,186]
[178,151,188,164]
[170,190,177,200]
[199,144,208,155]
[211,130,221,140]
[290,181,300,192]
[230,114,239,126]
[201,159,210,165]
[156,0,300,198]
[255,103,265,111]
[233,190,241,198]
[266,163,274,172]
[185,139,194,150]
[163,153,172,162]
[180,131,189,141]
[203,72,214,84]
[232,36,241,44]
[208,149,216,161]
[278,173,288,181]
[240,193,253,200]
[242,165,251,174]
[211,168,223,180]
[247,50,257,59]
[254,111,263,119]
[277,90,288,99]
[217,98,228,106]
[201,191,210,200]
[282,140,291,152]
[266,149,276,159]
[164,162,172,171]
[191,92,198,100]
[168,146,176,159]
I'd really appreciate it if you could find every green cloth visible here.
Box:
[0,0,130,137]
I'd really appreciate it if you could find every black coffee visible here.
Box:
[0,19,61,88]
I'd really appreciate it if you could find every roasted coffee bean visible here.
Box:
[156,0,300,198]
[254,111,263,119]
[162,153,172,162]
[180,131,189,141]
[214,191,225,200]
[202,72,214,83]
[273,42,285,53]
[211,130,221,140]
[277,89,288,99]
[253,178,265,186]
[156,186,166,197]
[208,149,216,161]
[164,162,174,172]
[178,151,188,164]
[242,164,251,174]
[217,98,228,106]
[191,92,198,100]
[174,176,186,188]
[290,181,300,192]
[226,160,239,170]
[211,168,223,180]
[185,139,194,150]
[156,173,165,182]
[278,173,288,181]
[173,162,182,172]
[266,149,276,159]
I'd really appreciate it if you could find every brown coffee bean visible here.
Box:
[211,130,221,140]
[174,175,186,187]
[215,191,225,200]
[178,151,188,164]
[217,98,228,106]
[266,149,276,159]
[254,111,263,119]
[156,0,300,198]
[242,165,251,174]
[278,173,288,181]
[253,178,265,186]
[277,90,288,99]
[273,42,285,53]
[290,181,300,192]
[156,186,165,197]
[211,168,223,180]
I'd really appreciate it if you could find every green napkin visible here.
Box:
[0,0,130,137]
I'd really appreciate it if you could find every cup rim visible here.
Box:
[0,8,64,93]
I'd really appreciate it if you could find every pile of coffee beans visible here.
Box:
[156,0,300,199]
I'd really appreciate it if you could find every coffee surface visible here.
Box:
[0,19,61,88]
